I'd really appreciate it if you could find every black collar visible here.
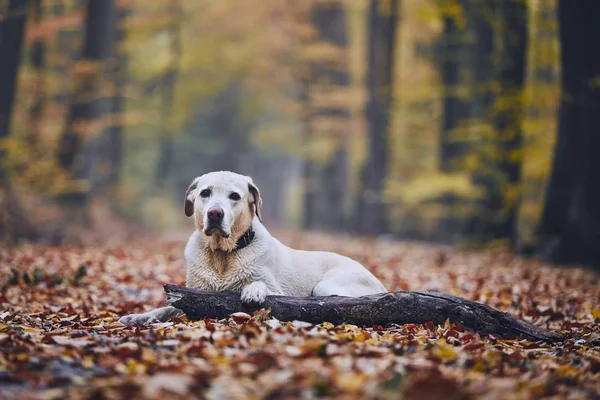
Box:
[233,226,255,251]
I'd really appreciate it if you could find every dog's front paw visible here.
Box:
[241,281,269,304]
[119,313,157,326]
[119,306,183,326]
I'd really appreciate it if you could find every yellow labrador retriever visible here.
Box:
[119,171,386,325]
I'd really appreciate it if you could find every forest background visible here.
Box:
[1,0,599,268]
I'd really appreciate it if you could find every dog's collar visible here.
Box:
[232,226,255,251]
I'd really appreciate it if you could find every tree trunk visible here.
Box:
[490,0,527,244]
[434,1,475,240]
[322,146,349,229]
[437,1,527,245]
[461,1,496,241]
[537,0,600,267]
[302,1,351,231]
[57,0,116,214]
[438,13,468,172]
[301,76,319,230]
[356,0,399,235]
[164,284,563,342]
[104,5,128,196]
[0,0,39,243]
[26,0,45,147]
[155,0,182,186]
[0,0,28,150]
[52,0,72,107]
[468,0,527,243]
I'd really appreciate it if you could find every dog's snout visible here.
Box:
[207,207,224,221]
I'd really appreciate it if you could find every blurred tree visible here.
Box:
[356,0,399,235]
[490,0,528,242]
[0,0,39,242]
[51,0,78,107]
[469,0,527,244]
[172,82,255,191]
[537,0,600,266]
[438,0,468,172]
[517,0,560,251]
[0,1,27,148]
[26,0,45,147]
[103,3,128,198]
[155,0,182,186]
[58,0,117,221]
[303,0,352,231]
[0,0,28,160]
[90,1,128,205]
[436,0,527,244]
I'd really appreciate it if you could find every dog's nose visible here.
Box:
[207,207,224,221]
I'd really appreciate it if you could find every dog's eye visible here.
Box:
[229,192,241,201]
[200,189,211,198]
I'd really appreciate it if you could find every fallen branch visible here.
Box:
[164,284,564,342]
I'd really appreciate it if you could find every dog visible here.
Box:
[119,171,387,326]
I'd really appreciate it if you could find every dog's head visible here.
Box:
[184,171,263,251]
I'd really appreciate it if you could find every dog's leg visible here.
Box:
[312,280,352,297]
[118,306,184,326]
[313,267,386,297]
[240,281,271,304]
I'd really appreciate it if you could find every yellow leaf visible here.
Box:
[432,343,457,361]
[556,365,579,378]
[470,359,485,372]
[126,359,147,374]
[338,373,367,392]
[321,322,334,330]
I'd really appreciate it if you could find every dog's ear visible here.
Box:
[184,181,198,217]
[248,182,263,222]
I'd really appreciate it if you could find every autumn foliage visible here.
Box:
[1,232,599,398]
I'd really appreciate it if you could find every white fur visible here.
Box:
[184,220,386,297]
[119,171,386,326]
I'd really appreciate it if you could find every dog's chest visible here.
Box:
[190,253,256,292]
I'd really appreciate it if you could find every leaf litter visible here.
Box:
[0,231,599,399]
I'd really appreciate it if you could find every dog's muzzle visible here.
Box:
[204,207,229,237]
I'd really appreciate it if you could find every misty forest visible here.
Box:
[1,0,599,399]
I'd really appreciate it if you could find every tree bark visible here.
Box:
[356,0,399,235]
[164,284,563,342]
[537,0,600,267]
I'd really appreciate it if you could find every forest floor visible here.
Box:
[0,230,599,399]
